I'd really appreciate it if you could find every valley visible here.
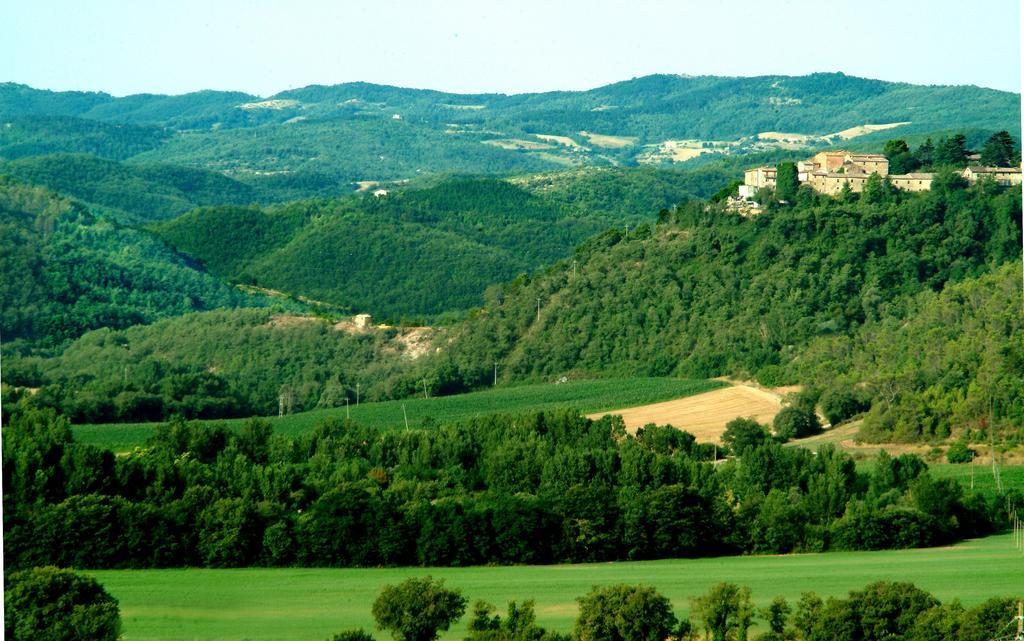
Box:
[2,68,1022,641]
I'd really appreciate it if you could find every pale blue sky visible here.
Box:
[3,0,1021,97]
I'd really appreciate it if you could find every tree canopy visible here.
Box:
[4,566,121,641]
[371,577,467,641]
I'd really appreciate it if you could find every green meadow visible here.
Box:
[89,533,1023,641]
[929,462,1024,500]
[72,377,724,452]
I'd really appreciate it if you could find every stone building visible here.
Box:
[739,166,776,198]
[845,153,889,176]
[962,166,1023,186]
[888,173,934,192]
[806,169,871,195]
[739,146,1020,201]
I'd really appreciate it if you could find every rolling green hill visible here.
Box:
[0,153,260,222]
[152,174,693,319]
[4,308,419,424]
[425,176,1023,440]
[0,178,279,346]
[0,115,171,160]
[3,74,1018,183]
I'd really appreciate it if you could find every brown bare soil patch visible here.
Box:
[393,327,436,360]
[588,385,785,443]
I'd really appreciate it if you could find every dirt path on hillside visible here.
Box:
[587,384,786,443]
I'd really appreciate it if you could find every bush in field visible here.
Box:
[722,417,770,454]
[574,584,677,641]
[372,577,467,641]
[4,566,120,641]
[945,441,975,464]
[327,631,376,641]
[773,406,822,440]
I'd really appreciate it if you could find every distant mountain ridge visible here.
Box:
[1,74,1018,182]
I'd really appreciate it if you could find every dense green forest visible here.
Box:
[3,408,1011,570]
[412,173,1022,440]
[0,178,274,347]
[0,154,262,222]
[152,174,693,319]
[3,309,418,422]
[0,115,170,160]
[798,264,1023,442]
[3,74,1018,181]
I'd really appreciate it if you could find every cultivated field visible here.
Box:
[88,533,1023,641]
[73,378,726,452]
[588,384,784,441]
[919,463,1024,500]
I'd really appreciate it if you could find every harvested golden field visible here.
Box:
[588,384,784,442]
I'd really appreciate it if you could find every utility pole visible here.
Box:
[493,361,498,386]
[422,379,428,399]
[572,259,577,279]
[1016,600,1022,641]
[345,397,350,419]
[536,297,541,322]
[990,399,1003,494]
[356,382,360,406]
[971,452,975,490]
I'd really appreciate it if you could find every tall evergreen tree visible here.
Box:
[980,130,1018,167]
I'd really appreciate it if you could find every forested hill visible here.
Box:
[151,173,696,320]
[426,174,1022,441]
[2,74,1018,182]
[0,178,282,346]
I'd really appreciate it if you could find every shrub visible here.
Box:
[4,566,120,641]
[819,387,869,426]
[945,441,975,464]
[773,406,822,440]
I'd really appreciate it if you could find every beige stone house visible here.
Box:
[888,173,935,192]
[962,166,1023,186]
[806,170,871,195]
[739,146,1020,200]
[739,166,777,198]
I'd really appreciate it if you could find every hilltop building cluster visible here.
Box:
[736,149,1022,203]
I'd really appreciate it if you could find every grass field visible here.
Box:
[88,533,1023,641]
[73,378,726,452]
[929,462,1024,500]
[849,461,1024,501]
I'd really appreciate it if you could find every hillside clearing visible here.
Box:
[88,533,1022,641]
[588,384,784,441]
[535,134,588,150]
[482,138,553,150]
[578,131,637,148]
[829,122,911,139]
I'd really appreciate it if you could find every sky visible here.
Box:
[3,0,1021,97]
